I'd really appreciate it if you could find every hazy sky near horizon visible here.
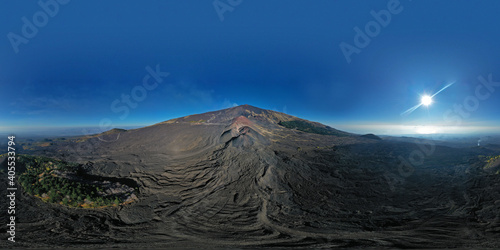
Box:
[1,0,500,135]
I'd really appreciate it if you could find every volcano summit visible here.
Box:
[1,105,500,248]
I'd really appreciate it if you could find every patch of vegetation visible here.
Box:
[279,120,346,136]
[484,155,500,169]
[18,155,130,208]
[104,128,127,134]
[189,119,206,123]
[487,155,500,164]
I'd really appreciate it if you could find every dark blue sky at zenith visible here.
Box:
[1,0,499,136]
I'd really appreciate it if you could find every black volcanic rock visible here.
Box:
[3,105,500,249]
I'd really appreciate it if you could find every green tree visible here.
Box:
[71,192,77,201]
[96,197,104,206]
[49,190,57,202]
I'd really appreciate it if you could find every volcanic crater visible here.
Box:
[1,105,500,249]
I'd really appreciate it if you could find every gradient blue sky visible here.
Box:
[1,0,499,135]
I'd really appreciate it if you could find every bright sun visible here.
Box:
[421,95,433,106]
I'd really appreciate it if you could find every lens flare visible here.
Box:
[421,95,432,106]
[401,81,455,116]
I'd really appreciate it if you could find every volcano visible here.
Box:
[1,105,500,248]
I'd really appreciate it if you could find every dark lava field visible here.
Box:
[2,105,500,249]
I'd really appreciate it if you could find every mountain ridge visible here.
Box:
[141,104,352,139]
[5,105,500,248]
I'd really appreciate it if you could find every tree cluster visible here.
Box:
[18,155,122,208]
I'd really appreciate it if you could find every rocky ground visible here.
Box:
[1,105,500,249]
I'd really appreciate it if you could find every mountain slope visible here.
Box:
[2,105,500,248]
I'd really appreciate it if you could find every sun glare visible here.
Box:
[421,95,433,106]
[416,126,438,134]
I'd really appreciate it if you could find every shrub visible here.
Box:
[278,120,346,136]
[17,155,128,208]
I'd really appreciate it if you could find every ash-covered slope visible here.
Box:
[2,105,500,248]
[63,104,353,170]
